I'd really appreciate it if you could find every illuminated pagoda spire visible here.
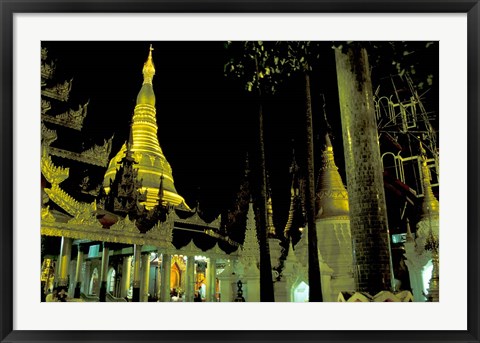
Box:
[104,122,146,217]
[240,198,261,272]
[266,196,276,237]
[313,134,355,300]
[316,134,349,219]
[419,142,439,220]
[266,173,283,270]
[104,45,188,209]
[283,147,305,239]
[266,174,276,238]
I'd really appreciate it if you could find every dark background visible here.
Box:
[42,41,438,238]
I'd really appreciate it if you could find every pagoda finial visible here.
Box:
[325,133,333,151]
[142,44,156,85]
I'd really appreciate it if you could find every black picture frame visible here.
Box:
[1,1,479,342]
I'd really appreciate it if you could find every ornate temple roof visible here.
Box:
[315,134,349,219]
[103,46,189,210]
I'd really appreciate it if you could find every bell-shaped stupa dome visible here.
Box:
[103,45,188,209]
[316,134,349,219]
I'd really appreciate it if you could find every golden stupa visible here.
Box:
[316,134,350,219]
[103,45,188,209]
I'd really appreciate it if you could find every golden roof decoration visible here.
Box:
[204,229,240,247]
[41,99,52,115]
[42,101,89,131]
[41,79,72,102]
[67,205,102,228]
[41,123,58,146]
[145,212,175,244]
[41,60,56,80]
[109,215,140,235]
[208,243,226,257]
[80,136,113,165]
[44,183,92,217]
[41,147,69,184]
[41,47,48,61]
[179,240,202,256]
[173,211,221,230]
[41,206,56,223]
[49,136,113,167]
[316,134,349,219]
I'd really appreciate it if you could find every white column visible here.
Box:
[184,256,195,302]
[99,244,110,302]
[81,260,91,294]
[206,258,217,302]
[217,260,235,302]
[160,253,171,302]
[155,261,161,300]
[57,237,72,289]
[120,256,132,298]
[140,253,151,302]
[132,244,142,302]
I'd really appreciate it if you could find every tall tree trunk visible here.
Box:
[250,53,275,302]
[335,44,394,294]
[304,72,323,302]
[256,97,275,302]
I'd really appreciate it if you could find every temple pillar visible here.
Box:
[81,260,90,294]
[184,255,195,302]
[274,275,299,302]
[74,245,89,298]
[57,237,72,291]
[132,244,142,302]
[206,258,217,302]
[319,261,334,301]
[243,277,260,302]
[335,44,394,294]
[160,253,171,302]
[99,243,110,302]
[120,256,132,299]
[155,258,161,300]
[217,260,235,302]
[242,263,260,302]
[140,253,151,302]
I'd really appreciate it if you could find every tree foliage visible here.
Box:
[224,41,324,94]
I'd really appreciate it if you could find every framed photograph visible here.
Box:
[1,1,478,342]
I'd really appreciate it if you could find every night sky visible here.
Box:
[42,41,438,236]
